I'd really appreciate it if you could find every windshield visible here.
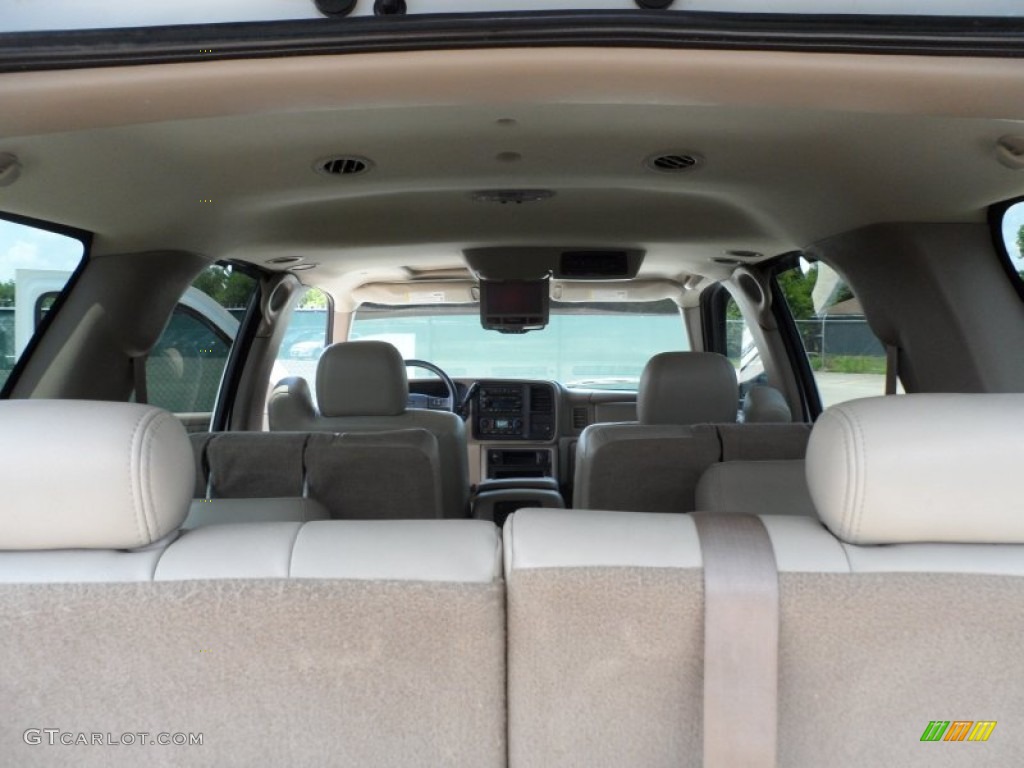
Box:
[350,300,686,390]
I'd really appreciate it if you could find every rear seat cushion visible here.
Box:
[807,394,1024,544]
[696,460,816,518]
[0,401,192,550]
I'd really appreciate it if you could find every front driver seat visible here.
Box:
[269,340,469,518]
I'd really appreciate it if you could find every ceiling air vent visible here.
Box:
[315,155,372,177]
[645,152,702,173]
[529,385,554,414]
[572,406,590,430]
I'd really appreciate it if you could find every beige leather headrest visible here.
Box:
[742,385,792,423]
[0,401,193,550]
[638,352,738,425]
[807,394,1024,545]
[316,341,408,417]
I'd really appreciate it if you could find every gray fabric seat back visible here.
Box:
[573,424,720,511]
[695,459,817,517]
[305,430,445,520]
[573,351,737,511]
[0,400,505,768]
[189,428,444,522]
[268,340,469,517]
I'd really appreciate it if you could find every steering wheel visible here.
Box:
[404,359,458,413]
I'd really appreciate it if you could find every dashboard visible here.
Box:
[407,377,639,486]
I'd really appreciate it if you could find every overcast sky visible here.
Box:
[0,219,83,282]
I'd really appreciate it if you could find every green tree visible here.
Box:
[191,265,255,308]
[298,287,328,309]
[0,279,13,307]
[776,264,817,320]
[1017,224,1024,259]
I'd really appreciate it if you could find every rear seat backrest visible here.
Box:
[696,459,816,517]
[305,430,445,519]
[573,351,737,510]
[505,509,705,768]
[573,424,720,511]
[0,401,506,768]
[188,428,446,521]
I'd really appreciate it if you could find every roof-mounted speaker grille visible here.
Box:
[316,156,372,176]
[645,152,702,173]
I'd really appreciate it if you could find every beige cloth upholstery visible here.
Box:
[638,351,738,425]
[807,394,1024,544]
[572,424,720,511]
[742,385,793,423]
[0,401,192,550]
[505,508,705,768]
[268,340,469,517]
[0,519,505,768]
[507,508,1024,768]
[696,460,817,518]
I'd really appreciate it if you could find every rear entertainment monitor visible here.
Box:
[479,278,549,333]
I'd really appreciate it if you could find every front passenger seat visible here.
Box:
[269,340,469,518]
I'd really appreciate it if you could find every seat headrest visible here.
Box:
[742,385,793,423]
[637,352,738,425]
[316,341,408,417]
[806,394,1024,545]
[0,401,193,550]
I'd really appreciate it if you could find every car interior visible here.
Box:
[1,6,1024,766]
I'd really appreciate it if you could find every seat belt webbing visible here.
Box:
[885,344,899,395]
[693,513,779,768]
[132,355,148,405]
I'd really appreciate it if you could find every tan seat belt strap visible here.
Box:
[885,344,899,396]
[693,513,779,768]
[132,355,148,405]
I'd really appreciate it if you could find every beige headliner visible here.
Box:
[1,46,1023,292]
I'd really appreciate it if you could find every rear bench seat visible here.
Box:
[0,401,505,768]
[4,395,1022,767]
[508,394,1024,767]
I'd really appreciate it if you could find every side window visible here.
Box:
[270,287,330,403]
[0,216,85,392]
[146,264,257,417]
[997,199,1024,293]
[774,259,891,408]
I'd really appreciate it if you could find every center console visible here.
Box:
[471,380,564,525]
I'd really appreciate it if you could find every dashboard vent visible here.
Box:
[530,385,554,414]
[572,406,590,430]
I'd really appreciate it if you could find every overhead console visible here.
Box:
[466,246,646,333]
[474,381,557,442]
